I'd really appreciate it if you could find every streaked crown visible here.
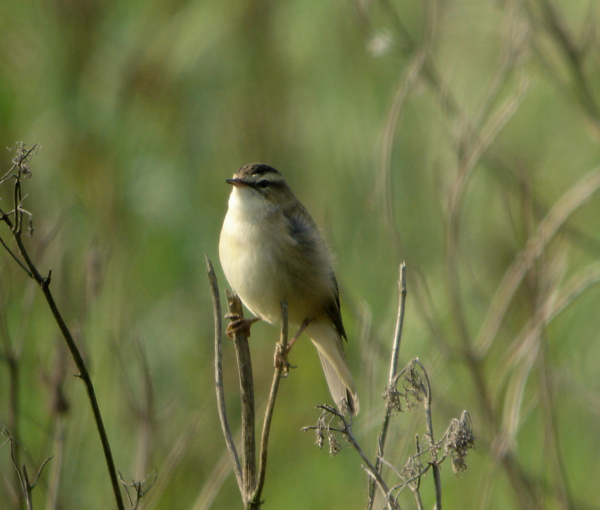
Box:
[227,163,294,204]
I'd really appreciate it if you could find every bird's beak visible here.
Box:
[226,178,248,187]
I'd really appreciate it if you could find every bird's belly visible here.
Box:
[219,216,285,324]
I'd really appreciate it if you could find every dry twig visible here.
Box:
[2,429,53,510]
[0,143,125,510]
[367,263,407,509]
[207,256,292,509]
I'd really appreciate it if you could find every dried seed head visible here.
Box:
[314,413,327,449]
[445,411,475,474]
[327,431,341,456]
[383,359,427,413]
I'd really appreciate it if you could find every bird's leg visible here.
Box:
[225,313,260,338]
[288,318,311,350]
[275,318,312,374]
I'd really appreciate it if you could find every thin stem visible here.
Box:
[208,266,290,509]
[0,211,124,509]
[4,430,53,510]
[413,359,442,509]
[367,263,407,510]
[39,275,124,509]
[206,256,243,495]
[316,406,401,510]
[251,300,289,508]
[388,264,407,386]
[225,291,257,504]
[29,264,122,509]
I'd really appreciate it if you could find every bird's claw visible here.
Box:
[225,313,260,338]
[274,343,297,376]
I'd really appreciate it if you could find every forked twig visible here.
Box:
[206,256,243,495]
[303,405,401,510]
[207,255,290,509]
[0,144,125,510]
[3,429,53,510]
[118,469,158,510]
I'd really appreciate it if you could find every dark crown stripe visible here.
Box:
[237,163,281,177]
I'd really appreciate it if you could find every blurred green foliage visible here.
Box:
[1,0,600,509]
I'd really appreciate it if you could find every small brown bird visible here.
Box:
[219,163,359,414]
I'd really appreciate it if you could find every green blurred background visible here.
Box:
[1,0,600,509]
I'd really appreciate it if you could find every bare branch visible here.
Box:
[209,261,292,509]
[205,256,243,495]
[118,470,157,510]
[306,405,401,510]
[251,300,289,507]
[0,144,125,510]
[368,263,407,509]
[225,290,257,503]
[412,358,442,509]
[3,429,53,510]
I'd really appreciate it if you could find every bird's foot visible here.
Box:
[274,343,297,376]
[225,314,260,338]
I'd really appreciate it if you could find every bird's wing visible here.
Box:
[283,202,347,340]
[322,275,347,340]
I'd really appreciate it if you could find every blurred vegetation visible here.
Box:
[1,0,600,509]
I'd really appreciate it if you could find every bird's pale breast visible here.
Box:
[220,211,332,325]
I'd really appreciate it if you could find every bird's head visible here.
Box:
[226,163,296,214]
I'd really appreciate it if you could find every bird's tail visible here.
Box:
[307,322,360,415]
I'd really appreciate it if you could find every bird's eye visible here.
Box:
[256,180,269,189]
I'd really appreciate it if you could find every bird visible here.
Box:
[219,163,359,415]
